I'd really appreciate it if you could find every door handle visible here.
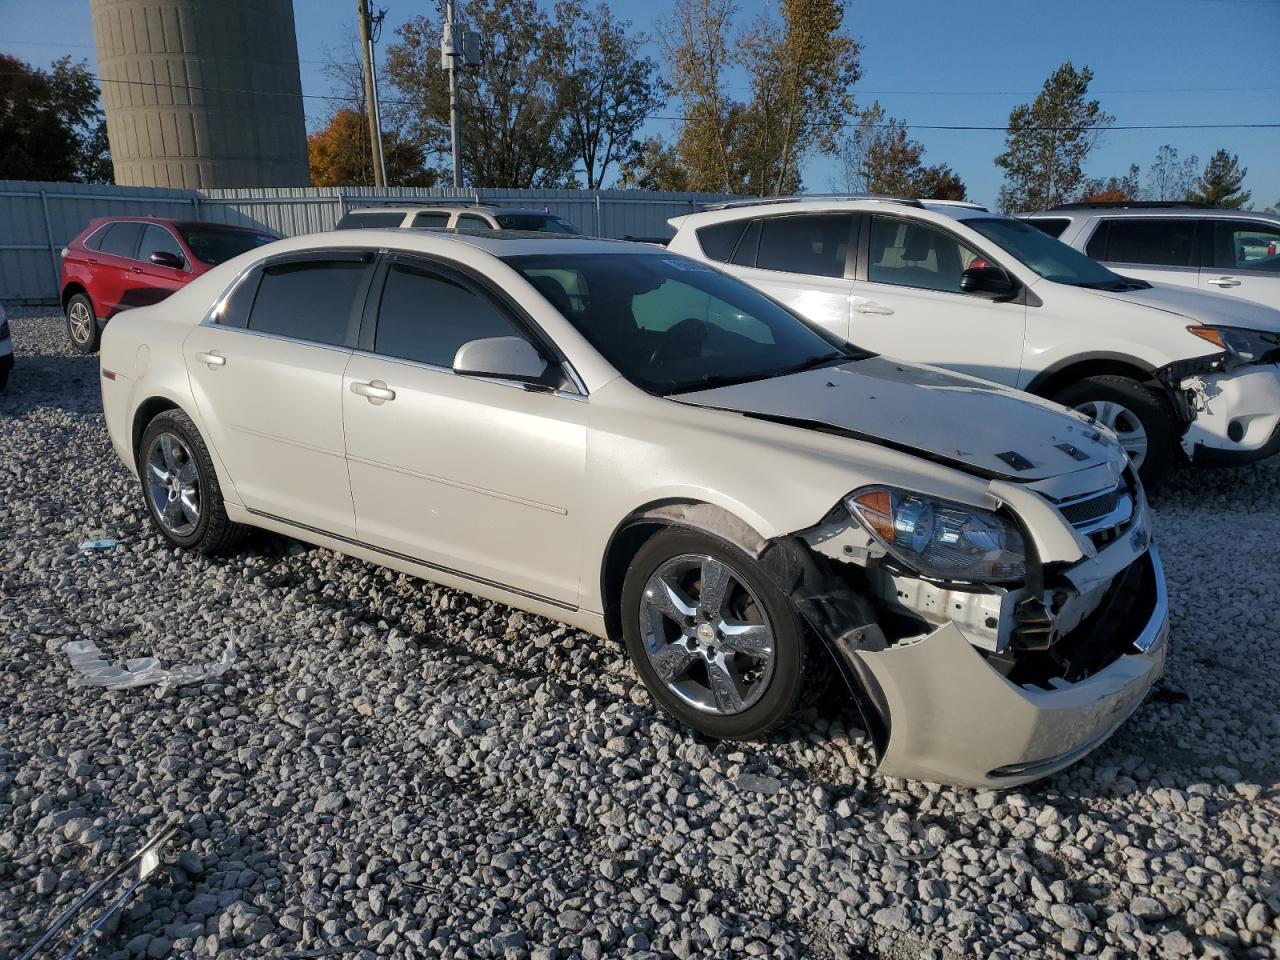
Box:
[1207,276,1242,288]
[854,300,895,316]
[194,351,226,367]
[350,379,396,403]
[87,258,99,265]
[131,266,143,274]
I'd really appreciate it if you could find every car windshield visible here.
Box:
[505,253,862,395]
[177,225,278,265]
[496,214,580,235]
[964,217,1146,290]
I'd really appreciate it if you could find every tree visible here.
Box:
[1189,149,1251,208]
[1079,164,1140,202]
[557,1,665,189]
[995,61,1112,212]
[0,55,111,182]
[308,109,438,186]
[1145,144,1198,202]
[615,136,689,190]
[386,0,578,187]
[832,102,967,200]
[661,0,738,192]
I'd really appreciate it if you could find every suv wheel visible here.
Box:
[66,294,100,354]
[621,528,810,740]
[1052,375,1180,495]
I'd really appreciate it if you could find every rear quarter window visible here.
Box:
[695,221,747,262]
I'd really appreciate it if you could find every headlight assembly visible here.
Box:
[846,486,1027,583]
[1187,325,1280,364]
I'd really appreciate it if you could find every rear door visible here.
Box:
[1084,217,1201,289]
[183,251,374,537]
[133,224,190,306]
[1198,219,1280,309]
[92,221,145,316]
[851,215,1026,385]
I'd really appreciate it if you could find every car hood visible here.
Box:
[676,356,1123,481]
[1097,281,1280,333]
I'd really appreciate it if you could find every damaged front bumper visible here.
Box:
[1178,362,1280,464]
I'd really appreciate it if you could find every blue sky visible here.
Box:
[3,0,1277,208]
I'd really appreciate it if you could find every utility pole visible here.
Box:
[356,0,387,187]
[443,0,462,188]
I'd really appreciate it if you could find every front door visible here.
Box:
[134,223,190,307]
[342,255,587,606]
[183,252,373,537]
[851,215,1026,386]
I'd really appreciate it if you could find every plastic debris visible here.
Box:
[78,539,118,552]
[63,639,236,690]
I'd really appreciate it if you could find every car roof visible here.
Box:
[1019,204,1280,222]
[259,228,659,258]
[84,216,274,233]
[672,196,1002,229]
[345,204,567,217]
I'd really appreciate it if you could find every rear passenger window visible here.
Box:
[695,221,747,262]
[246,259,369,346]
[411,212,450,229]
[99,222,143,259]
[730,220,762,267]
[1025,218,1071,239]
[755,214,853,278]
[1091,218,1197,266]
[374,259,525,368]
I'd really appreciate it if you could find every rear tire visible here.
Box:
[66,293,100,354]
[1052,375,1180,495]
[621,528,809,740]
[138,409,247,555]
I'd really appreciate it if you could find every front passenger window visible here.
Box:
[246,259,370,346]
[867,217,981,293]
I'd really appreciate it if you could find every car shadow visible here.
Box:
[0,352,103,418]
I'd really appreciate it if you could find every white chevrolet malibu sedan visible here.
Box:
[99,229,1168,787]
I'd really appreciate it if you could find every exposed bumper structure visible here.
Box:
[856,546,1166,787]
[1181,362,1280,464]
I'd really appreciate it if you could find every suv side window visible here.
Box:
[336,211,407,229]
[694,220,747,262]
[456,214,493,230]
[1208,221,1280,271]
[730,219,762,267]
[99,222,144,259]
[867,217,982,293]
[411,212,450,229]
[373,258,526,368]
[1025,218,1071,239]
[140,224,186,267]
[1089,218,1197,266]
[246,257,370,346]
[755,214,854,277]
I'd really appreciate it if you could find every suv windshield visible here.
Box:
[177,225,278,265]
[505,253,861,395]
[496,214,580,235]
[965,217,1146,290]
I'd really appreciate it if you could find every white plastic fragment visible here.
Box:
[79,539,118,551]
[63,639,236,690]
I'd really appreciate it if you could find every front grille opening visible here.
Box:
[1059,488,1120,525]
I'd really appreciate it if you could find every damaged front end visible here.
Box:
[773,461,1168,788]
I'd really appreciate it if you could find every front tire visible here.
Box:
[66,294,100,354]
[1052,375,1180,495]
[621,528,809,740]
[138,410,246,554]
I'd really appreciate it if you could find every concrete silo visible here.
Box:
[90,0,311,188]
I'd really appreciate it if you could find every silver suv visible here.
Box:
[335,201,581,235]
[1019,202,1280,310]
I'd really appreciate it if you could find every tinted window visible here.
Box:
[1093,218,1197,266]
[456,214,493,230]
[695,221,747,262]
[336,210,406,229]
[755,214,853,278]
[867,217,983,293]
[1209,221,1280,271]
[966,217,1126,288]
[99,222,143,259]
[84,225,110,252]
[140,225,186,266]
[374,260,523,367]
[176,225,277,266]
[730,220,762,266]
[1025,218,1071,239]
[247,259,369,346]
[411,212,450,229]
[505,253,856,395]
[495,213,579,234]
[1084,222,1110,259]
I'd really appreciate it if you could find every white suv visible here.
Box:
[1019,202,1280,311]
[335,202,581,235]
[668,197,1280,492]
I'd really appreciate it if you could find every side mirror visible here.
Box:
[149,250,184,269]
[453,336,553,388]
[960,265,1017,300]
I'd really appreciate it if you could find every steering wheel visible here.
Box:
[648,317,710,367]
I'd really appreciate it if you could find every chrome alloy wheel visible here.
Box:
[144,433,201,537]
[68,300,93,344]
[1073,398,1150,468]
[639,554,775,716]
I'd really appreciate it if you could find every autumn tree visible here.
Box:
[1145,144,1198,201]
[615,137,689,190]
[308,108,438,186]
[1079,164,1140,202]
[1189,149,1252,208]
[662,0,738,192]
[833,103,967,200]
[995,61,1112,212]
[0,55,111,182]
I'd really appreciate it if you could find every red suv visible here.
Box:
[60,217,279,353]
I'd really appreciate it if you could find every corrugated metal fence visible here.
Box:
[0,181,736,304]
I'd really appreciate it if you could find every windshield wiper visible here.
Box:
[664,353,851,396]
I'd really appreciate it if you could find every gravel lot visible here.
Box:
[2,307,1279,960]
